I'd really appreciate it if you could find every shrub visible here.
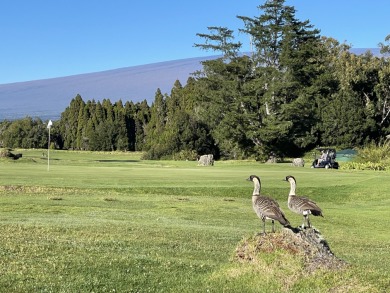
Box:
[356,142,390,163]
[172,150,198,161]
[0,148,22,160]
[340,142,390,171]
[0,148,11,157]
[341,161,388,171]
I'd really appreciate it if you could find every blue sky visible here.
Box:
[0,0,388,84]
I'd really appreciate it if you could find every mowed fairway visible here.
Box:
[0,150,389,292]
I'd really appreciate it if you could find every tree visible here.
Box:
[133,100,150,151]
[193,55,255,159]
[124,101,137,151]
[59,94,85,150]
[0,117,47,149]
[195,26,241,60]
[194,0,323,159]
[379,34,390,55]
[321,89,369,147]
[113,100,130,151]
[144,89,167,156]
[375,35,390,137]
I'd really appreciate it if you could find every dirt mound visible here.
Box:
[0,149,22,160]
[235,228,347,272]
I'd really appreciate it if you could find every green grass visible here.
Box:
[0,149,389,292]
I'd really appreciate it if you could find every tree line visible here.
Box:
[1,0,390,161]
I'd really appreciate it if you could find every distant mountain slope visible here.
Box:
[0,55,218,120]
[0,49,381,120]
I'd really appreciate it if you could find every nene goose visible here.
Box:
[283,175,323,228]
[247,175,290,234]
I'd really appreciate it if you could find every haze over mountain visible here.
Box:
[0,55,218,121]
[0,49,381,121]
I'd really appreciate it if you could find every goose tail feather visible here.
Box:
[311,210,323,217]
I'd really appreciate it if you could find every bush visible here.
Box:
[0,148,11,157]
[356,142,390,163]
[172,150,198,161]
[0,148,22,160]
[340,142,390,171]
[340,161,388,171]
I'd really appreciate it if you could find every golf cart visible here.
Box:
[311,148,339,169]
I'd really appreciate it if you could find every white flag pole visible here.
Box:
[47,120,53,171]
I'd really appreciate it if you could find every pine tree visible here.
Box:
[134,100,150,151]
[60,94,85,149]
[114,100,130,151]
[236,0,322,158]
[124,101,137,151]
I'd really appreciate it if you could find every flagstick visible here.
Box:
[48,126,50,171]
[47,120,52,171]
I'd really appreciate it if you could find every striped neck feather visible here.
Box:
[288,179,296,195]
[253,178,261,195]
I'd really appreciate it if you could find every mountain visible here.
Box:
[0,55,218,121]
[0,49,381,121]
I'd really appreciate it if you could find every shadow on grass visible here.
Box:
[40,158,60,161]
[95,160,140,163]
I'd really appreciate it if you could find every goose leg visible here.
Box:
[271,220,275,233]
[302,215,306,229]
[262,219,266,234]
[307,216,311,228]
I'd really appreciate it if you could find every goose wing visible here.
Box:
[254,196,290,225]
[291,195,323,216]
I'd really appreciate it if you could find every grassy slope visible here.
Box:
[0,149,389,292]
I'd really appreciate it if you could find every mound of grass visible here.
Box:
[208,229,377,292]
[0,148,11,157]
[0,148,22,160]
[234,228,347,272]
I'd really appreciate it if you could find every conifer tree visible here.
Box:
[114,100,130,150]
[124,101,137,151]
[144,89,167,156]
[60,94,85,149]
[134,100,150,151]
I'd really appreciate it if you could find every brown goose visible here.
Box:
[247,175,290,234]
[283,175,323,228]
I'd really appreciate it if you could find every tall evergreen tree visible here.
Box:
[321,89,368,147]
[124,101,137,151]
[114,100,130,150]
[193,56,254,158]
[194,0,323,159]
[59,94,85,149]
[133,100,150,151]
[144,89,167,156]
[195,26,241,60]
[237,0,322,158]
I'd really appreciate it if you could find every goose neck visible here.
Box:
[289,180,296,195]
[253,179,261,196]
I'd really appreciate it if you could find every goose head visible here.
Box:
[247,175,261,196]
[283,175,296,184]
[283,175,297,195]
[247,175,260,182]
